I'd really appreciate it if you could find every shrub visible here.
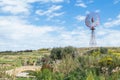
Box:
[56,54,79,75]
[100,47,108,54]
[99,56,113,66]
[50,47,63,60]
[33,69,53,80]
[62,46,78,58]
[64,68,86,80]
[30,69,64,80]
[0,65,12,79]
[50,46,78,60]
[86,71,95,80]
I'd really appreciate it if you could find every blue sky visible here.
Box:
[0,0,120,51]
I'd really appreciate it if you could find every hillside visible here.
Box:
[0,47,120,80]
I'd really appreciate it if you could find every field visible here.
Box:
[0,47,120,80]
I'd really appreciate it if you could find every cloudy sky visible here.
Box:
[0,0,120,51]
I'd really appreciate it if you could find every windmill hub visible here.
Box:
[91,27,95,30]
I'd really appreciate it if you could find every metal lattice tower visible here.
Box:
[90,29,96,47]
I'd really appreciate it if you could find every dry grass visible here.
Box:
[56,54,80,75]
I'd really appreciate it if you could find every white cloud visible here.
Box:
[75,0,95,8]
[36,0,64,3]
[95,13,120,47]
[0,15,90,51]
[108,18,112,21]
[114,0,120,4]
[36,5,64,20]
[0,0,30,15]
[88,0,94,3]
[85,11,90,14]
[0,15,120,51]
[75,15,85,22]
[95,9,100,13]
[117,14,120,18]
[96,28,120,47]
[75,0,94,8]
[57,27,90,47]
[0,16,64,51]
[0,0,120,51]
[48,12,64,19]
[0,16,56,40]
[0,0,65,15]
[51,0,64,3]
[36,5,62,15]
[104,14,120,28]
[76,3,87,8]
[47,5,62,12]
[85,9,100,15]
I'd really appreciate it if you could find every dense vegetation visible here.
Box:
[50,46,78,60]
[0,47,120,80]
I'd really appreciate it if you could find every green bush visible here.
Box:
[28,51,120,80]
[100,47,108,54]
[99,56,113,66]
[50,47,63,60]
[50,46,78,60]
[63,46,78,58]
[30,69,64,80]
[64,68,86,80]
[86,71,95,80]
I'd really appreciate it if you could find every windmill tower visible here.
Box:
[85,12,100,47]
